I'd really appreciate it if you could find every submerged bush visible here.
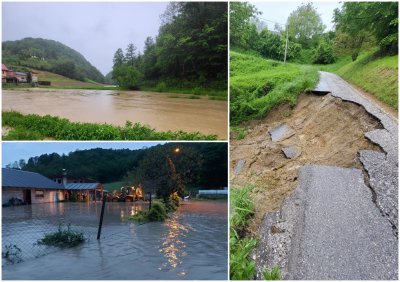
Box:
[2,244,23,264]
[147,202,168,221]
[129,202,168,223]
[37,224,85,248]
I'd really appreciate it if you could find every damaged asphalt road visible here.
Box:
[255,71,398,280]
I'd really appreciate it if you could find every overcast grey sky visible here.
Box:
[2,2,169,75]
[249,1,341,31]
[2,142,165,167]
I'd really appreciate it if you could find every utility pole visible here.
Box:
[284,28,289,64]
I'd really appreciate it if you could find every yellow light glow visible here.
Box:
[174,148,180,153]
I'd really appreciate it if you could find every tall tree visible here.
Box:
[112,48,124,67]
[125,43,137,66]
[286,3,325,48]
[230,2,260,48]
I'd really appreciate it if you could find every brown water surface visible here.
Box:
[3,88,227,138]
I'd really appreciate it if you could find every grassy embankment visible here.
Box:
[230,51,319,125]
[2,111,217,141]
[230,51,319,136]
[140,80,227,100]
[320,51,398,109]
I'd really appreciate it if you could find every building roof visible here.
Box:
[15,72,27,76]
[2,64,8,71]
[64,183,102,190]
[2,168,65,190]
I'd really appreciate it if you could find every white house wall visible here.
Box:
[2,188,65,204]
[31,190,65,204]
[2,189,23,205]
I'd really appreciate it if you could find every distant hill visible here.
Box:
[2,37,105,83]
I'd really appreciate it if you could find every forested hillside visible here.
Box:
[2,38,105,83]
[111,2,228,94]
[7,143,227,188]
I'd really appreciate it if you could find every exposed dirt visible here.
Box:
[230,93,383,235]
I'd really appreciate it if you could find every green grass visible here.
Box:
[2,111,217,140]
[230,186,257,280]
[140,80,227,100]
[230,51,319,125]
[263,267,281,280]
[335,53,397,109]
[103,181,128,192]
[230,126,246,140]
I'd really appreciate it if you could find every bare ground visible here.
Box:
[230,93,382,235]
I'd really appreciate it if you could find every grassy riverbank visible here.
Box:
[2,111,217,141]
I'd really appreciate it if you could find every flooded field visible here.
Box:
[2,89,227,139]
[2,201,228,280]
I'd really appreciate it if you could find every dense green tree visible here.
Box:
[230,2,260,49]
[333,2,398,56]
[112,48,124,67]
[313,38,335,64]
[111,2,227,89]
[17,144,227,189]
[286,3,326,48]
[125,43,137,67]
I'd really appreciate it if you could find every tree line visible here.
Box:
[230,2,398,64]
[7,143,227,193]
[110,2,228,90]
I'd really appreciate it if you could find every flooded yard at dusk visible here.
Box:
[2,88,228,139]
[2,201,228,280]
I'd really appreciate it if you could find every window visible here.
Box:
[35,190,44,198]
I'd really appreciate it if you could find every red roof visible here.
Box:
[2,64,9,71]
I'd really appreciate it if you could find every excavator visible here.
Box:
[109,184,144,202]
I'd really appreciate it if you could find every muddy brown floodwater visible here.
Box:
[2,88,228,139]
[2,201,228,280]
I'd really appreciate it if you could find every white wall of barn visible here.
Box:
[2,188,23,205]
[31,189,65,204]
[2,188,65,204]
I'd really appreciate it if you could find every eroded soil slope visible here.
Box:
[230,93,382,233]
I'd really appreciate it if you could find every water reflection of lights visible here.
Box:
[159,212,190,274]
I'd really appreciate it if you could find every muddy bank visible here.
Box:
[2,88,227,139]
[230,93,382,234]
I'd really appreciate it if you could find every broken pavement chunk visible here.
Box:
[234,159,245,175]
[269,123,295,142]
[282,145,301,159]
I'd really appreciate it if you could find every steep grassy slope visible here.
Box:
[2,37,104,83]
[230,51,319,125]
[336,54,398,109]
